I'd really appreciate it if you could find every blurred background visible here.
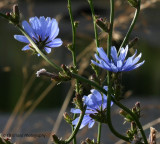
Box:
[0,0,160,143]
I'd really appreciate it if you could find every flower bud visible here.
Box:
[63,112,73,125]
[73,94,83,110]
[131,121,137,134]
[12,4,20,24]
[74,21,79,28]
[61,64,71,77]
[52,134,59,143]
[67,43,73,51]
[85,138,94,144]
[96,18,110,33]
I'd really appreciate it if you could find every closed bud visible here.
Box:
[12,4,20,24]
[52,134,59,143]
[85,138,94,144]
[131,121,137,134]
[61,64,71,77]
[6,12,11,17]
[119,110,128,117]
[74,21,79,28]
[73,94,83,110]
[67,43,73,51]
[63,112,73,125]
[126,130,133,138]
[96,18,110,33]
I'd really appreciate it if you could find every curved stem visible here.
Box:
[71,73,148,142]
[88,0,99,48]
[65,109,85,144]
[118,1,141,53]
[113,99,148,144]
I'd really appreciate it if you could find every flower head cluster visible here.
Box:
[71,86,113,129]
[91,45,145,72]
[14,16,63,55]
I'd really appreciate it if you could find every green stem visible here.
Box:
[88,0,99,48]
[68,0,79,94]
[106,0,125,142]
[118,1,141,53]
[65,109,85,144]
[67,1,79,143]
[97,122,102,144]
[113,99,148,144]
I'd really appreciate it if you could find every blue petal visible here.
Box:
[44,47,51,54]
[117,60,123,71]
[22,45,30,51]
[111,46,118,64]
[97,47,110,65]
[125,60,145,71]
[103,86,108,91]
[118,45,128,62]
[49,19,59,40]
[47,38,63,48]
[110,63,118,72]
[71,108,81,113]
[14,35,29,43]
[88,120,95,128]
[132,53,142,65]
[91,60,107,70]
[22,20,36,38]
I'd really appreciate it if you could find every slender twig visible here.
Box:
[68,0,79,143]
[88,0,102,141]
[88,0,99,48]
[106,0,126,142]
[118,0,141,53]
[65,108,86,144]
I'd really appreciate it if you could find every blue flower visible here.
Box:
[71,86,113,129]
[91,45,145,72]
[14,16,63,55]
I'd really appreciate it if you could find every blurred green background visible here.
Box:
[0,0,160,111]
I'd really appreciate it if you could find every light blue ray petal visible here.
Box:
[71,108,81,113]
[14,35,29,43]
[132,53,142,65]
[119,45,128,62]
[49,19,59,40]
[117,60,123,71]
[29,17,41,38]
[97,47,110,65]
[22,45,30,51]
[111,46,118,64]
[22,20,36,38]
[47,38,63,48]
[125,60,145,71]
[88,120,95,128]
[44,47,51,54]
